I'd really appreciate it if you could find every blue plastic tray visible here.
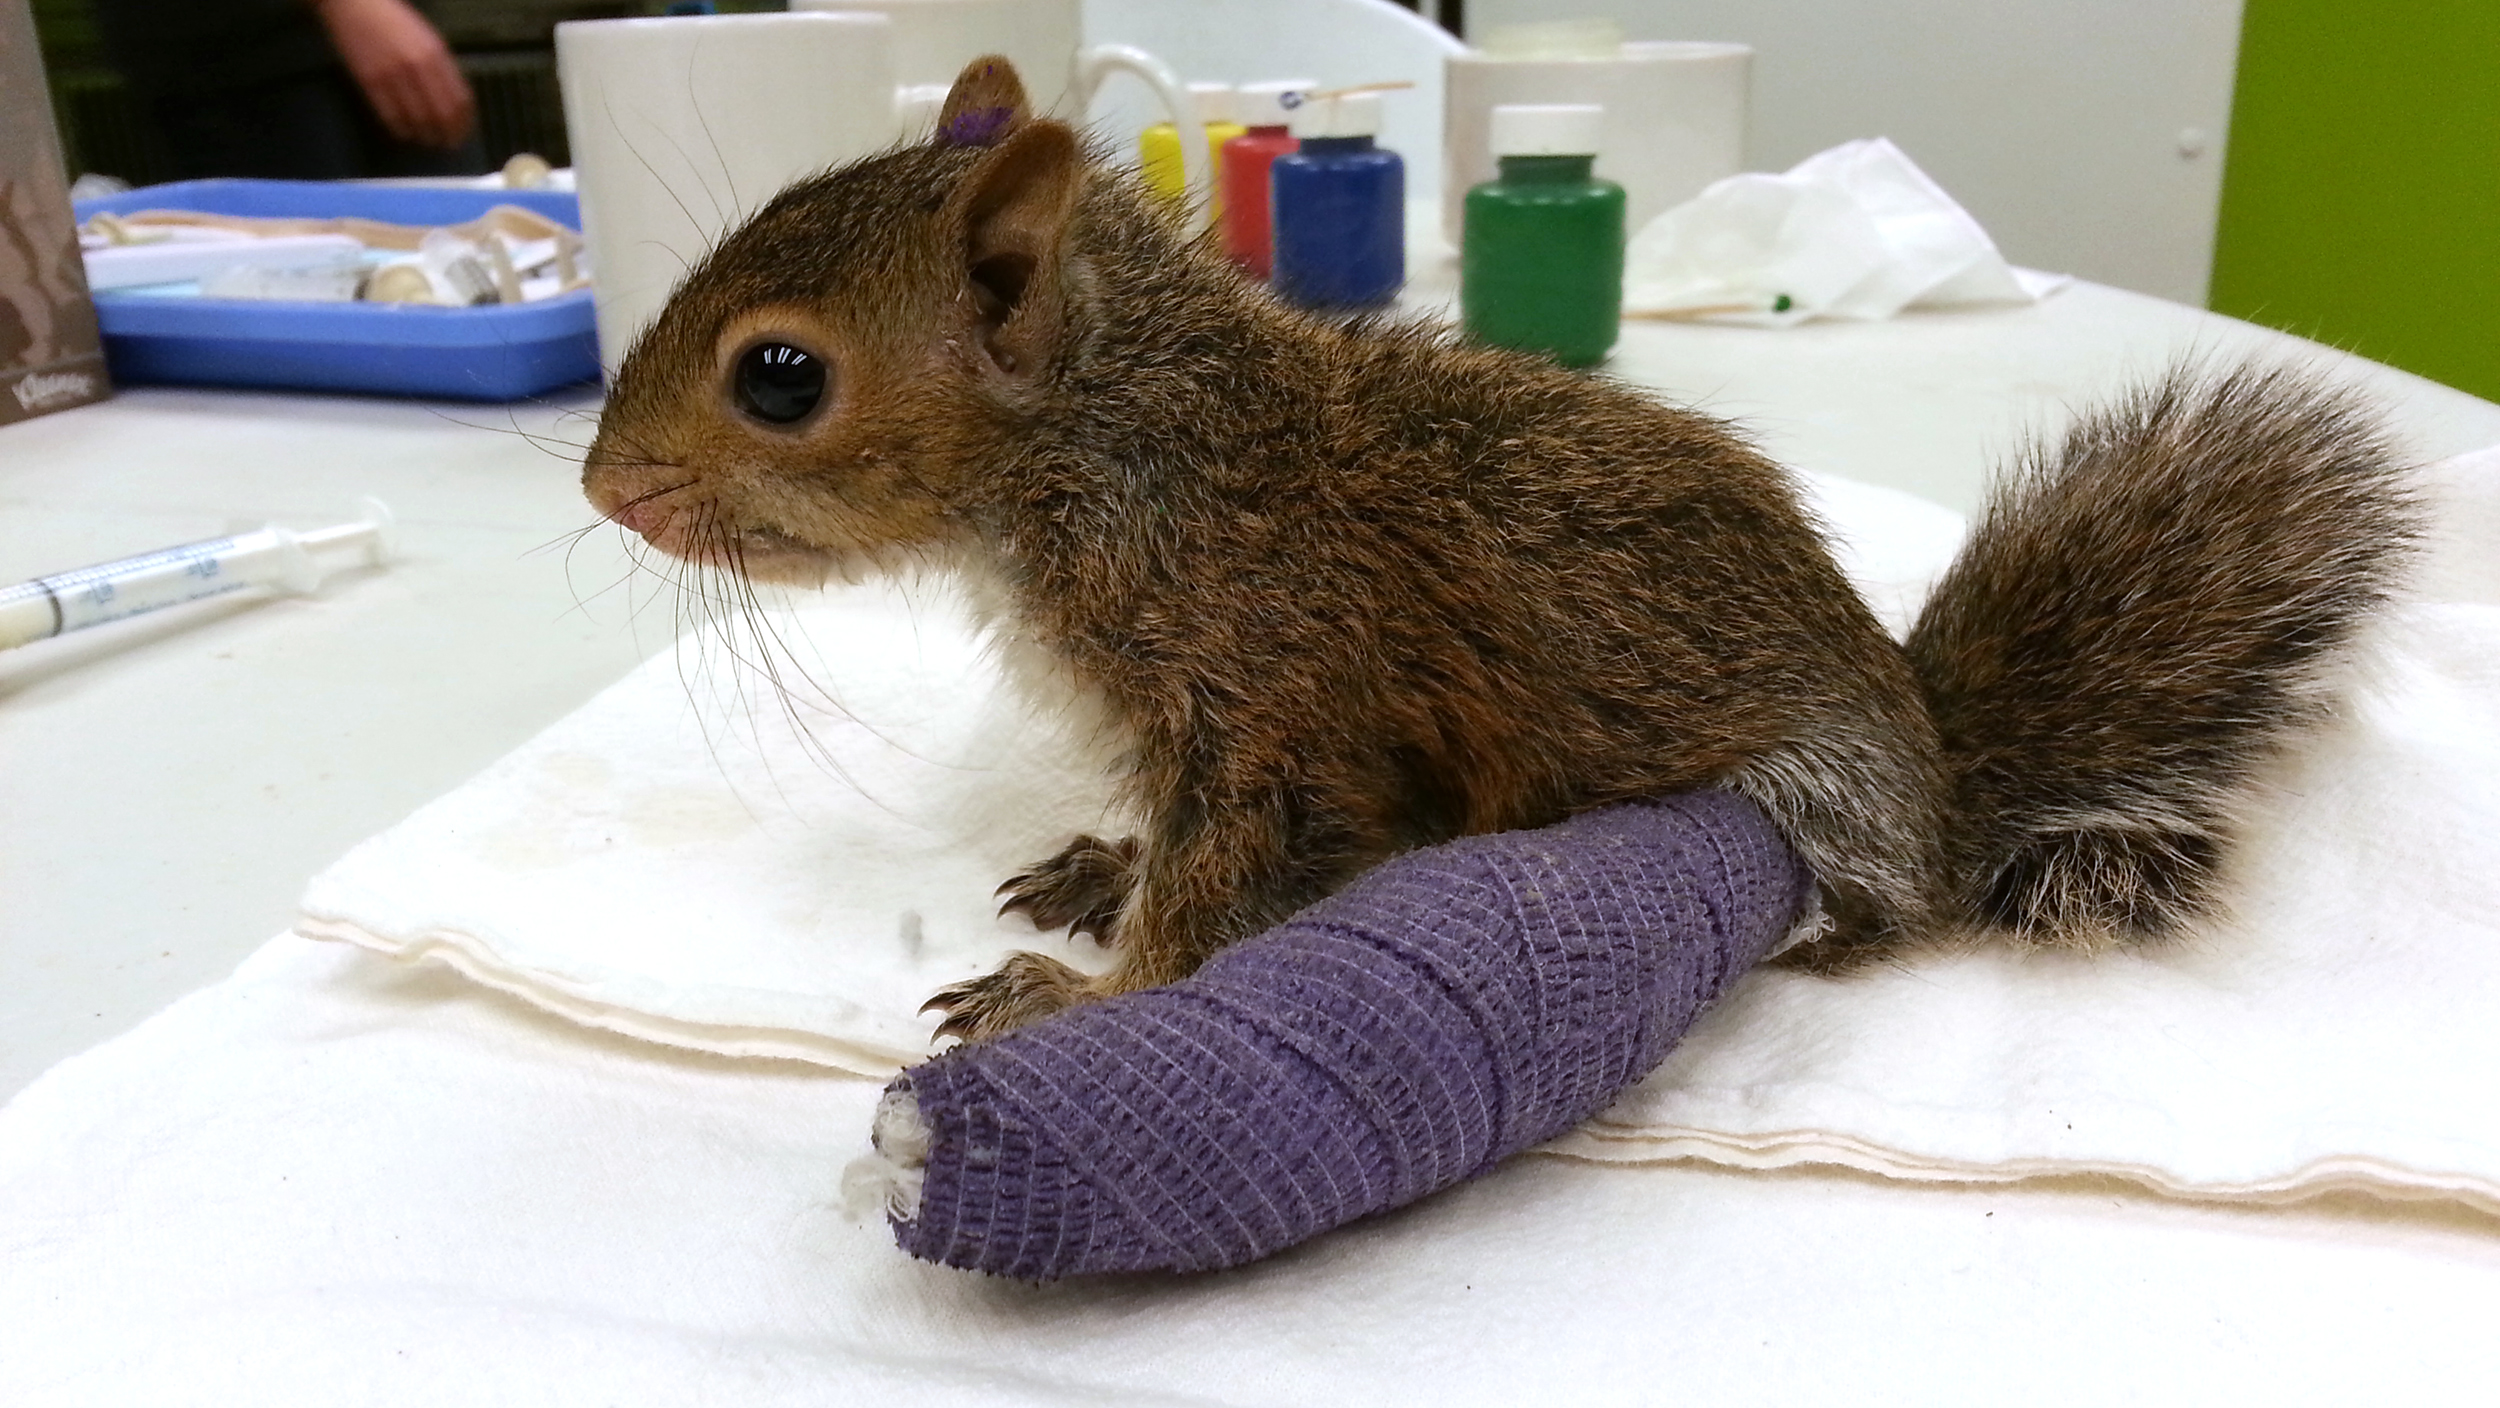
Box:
[73,180,600,402]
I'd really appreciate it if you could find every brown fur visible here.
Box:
[583,59,2416,1039]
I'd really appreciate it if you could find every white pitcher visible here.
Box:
[791,0,1205,189]
[558,6,1204,371]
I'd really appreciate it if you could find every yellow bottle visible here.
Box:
[1140,82,1244,219]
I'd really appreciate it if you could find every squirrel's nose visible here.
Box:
[612,499,667,535]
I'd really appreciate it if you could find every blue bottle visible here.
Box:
[1271,91,1403,310]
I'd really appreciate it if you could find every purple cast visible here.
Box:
[889,790,1810,1279]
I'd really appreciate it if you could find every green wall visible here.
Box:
[2210,0,2500,403]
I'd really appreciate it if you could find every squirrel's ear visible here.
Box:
[950,120,1081,381]
[935,55,1031,147]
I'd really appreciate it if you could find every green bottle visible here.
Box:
[1460,104,1624,368]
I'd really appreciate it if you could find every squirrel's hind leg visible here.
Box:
[1726,714,1957,972]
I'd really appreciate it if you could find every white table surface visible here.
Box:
[6,271,2500,1104]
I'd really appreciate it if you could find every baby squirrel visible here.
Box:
[583,57,2418,1042]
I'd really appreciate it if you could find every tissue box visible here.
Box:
[0,1,111,426]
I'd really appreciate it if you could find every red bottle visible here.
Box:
[1221,80,1314,279]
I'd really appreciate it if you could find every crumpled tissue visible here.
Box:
[1623,137,2067,326]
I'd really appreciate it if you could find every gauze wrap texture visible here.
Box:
[890,791,1811,1278]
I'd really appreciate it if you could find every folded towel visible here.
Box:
[302,573,1139,1073]
[296,453,2500,1216]
[1562,602,2500,1209]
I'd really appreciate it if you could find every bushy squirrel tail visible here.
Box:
[1906,364,2421,946]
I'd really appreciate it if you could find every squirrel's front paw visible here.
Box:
[995,834,1139,944]
[923,951,1092,1041]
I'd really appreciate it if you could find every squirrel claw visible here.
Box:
[923,952,1093,1042]
[992,835,1140,946]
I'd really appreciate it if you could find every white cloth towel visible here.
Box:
[287,455,2500,1216]
[302,575,1136,1074]
[10,935,2495,1406]
[9,458,2500,1406]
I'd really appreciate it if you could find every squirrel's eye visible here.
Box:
[732,342,827,425]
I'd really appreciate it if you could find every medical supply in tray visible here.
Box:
[0,499,395,652]
[82,207,585,307]
[1462,104,1624,366]
[72,181,600,401]
[1272,89,1406,310]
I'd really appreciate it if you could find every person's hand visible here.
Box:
[311,0,477,149]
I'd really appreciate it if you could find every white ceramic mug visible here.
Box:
[557,12,905,369]
[1442,41,1752,246]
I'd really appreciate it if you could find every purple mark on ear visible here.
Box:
[940,105,1016,148]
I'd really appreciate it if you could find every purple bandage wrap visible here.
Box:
[889,791,1809,1278]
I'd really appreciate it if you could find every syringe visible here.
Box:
[0,499,396,652]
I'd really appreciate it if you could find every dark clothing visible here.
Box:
[90,0,485,181]
[145,65,483,180]
[92,0,337,98]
